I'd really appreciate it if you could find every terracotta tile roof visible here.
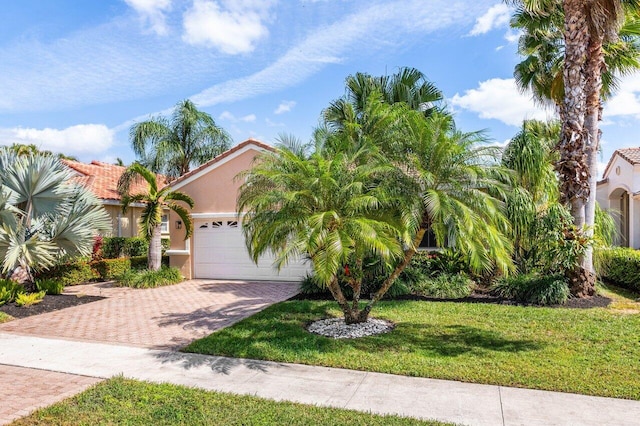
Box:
[62,159,167,202]
[169,138,275,187]
[603,148,640,179]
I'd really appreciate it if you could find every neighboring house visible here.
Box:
[166,139,309,281]
[62,159,169,239]
[596,148,640,248]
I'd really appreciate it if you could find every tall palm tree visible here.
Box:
[0,152,111,289]
[508,0,640,295]
[131,99,232,180]
[118,164,194,271]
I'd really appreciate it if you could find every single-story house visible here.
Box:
[596,147,640,248]
[166,139,309,281]
[62,159,169,239]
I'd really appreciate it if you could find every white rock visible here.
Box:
[307,317,394,339]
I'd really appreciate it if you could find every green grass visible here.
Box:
[185,299,640,400]
[0,311,12,323]
[11,377,447,426]
[117,266,183,289]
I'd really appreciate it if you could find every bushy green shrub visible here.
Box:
[596,247,640,292]
[35,279,64,295]
[91,258,131,280]
[102,237,149,258]
[0,279,24,305]
[35,261,98,286]
[129,255,170,270]
[492,273,569,305]
[15,291,46,307]
[117,266,183,289]
[412,273,474,299]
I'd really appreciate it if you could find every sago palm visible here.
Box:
[118,163,194,271]
[131,99,232,180]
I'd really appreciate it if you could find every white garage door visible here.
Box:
[193,219,310,281]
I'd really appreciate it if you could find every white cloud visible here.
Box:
[0,124,114,156]
[124,0,172,35]
[450,78,552,126]
[469,3,510,36]
[219,111,256,122]
[274,100,296,114]
[604,73,640,118]
[265,118,285,127]
[182,0,274,54]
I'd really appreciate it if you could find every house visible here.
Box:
[596,148,640,248]
[166,139,310,281]
[62,159,169,239]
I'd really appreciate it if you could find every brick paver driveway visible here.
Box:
[0,279,299,350]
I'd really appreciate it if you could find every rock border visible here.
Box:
[307,317,394,339]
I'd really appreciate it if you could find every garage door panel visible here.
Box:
[193,219,309,281]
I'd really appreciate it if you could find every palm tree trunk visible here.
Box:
[560,0,594,297]
[148,225,162,271]
[358,227,427,322]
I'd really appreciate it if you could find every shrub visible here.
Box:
[0,279,25,305]
[130,255,170,270]
[91,258,131,280]
[15,291,46,307]
[102,237,149,258]
[92,235,104,260]
[35,279,64,295]
[298,272,410,299]
[35,260,98,286]
[596,247,640,292]
[412,273,474,299]
[492,273,570,305]
[117,266,183,289]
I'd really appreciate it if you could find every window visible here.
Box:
[227,221,238,228]
[211,221,223,228]
[161,214,169,233]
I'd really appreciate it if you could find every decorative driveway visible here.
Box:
[0,279,299,350]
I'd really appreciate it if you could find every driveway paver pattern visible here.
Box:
[0,365,100,425]
[0,279,299,350]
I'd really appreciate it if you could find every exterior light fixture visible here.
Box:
[175,220,182,229]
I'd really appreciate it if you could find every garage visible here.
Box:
[192,218,309,281]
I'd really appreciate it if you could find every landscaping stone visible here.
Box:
[307,317,394,339]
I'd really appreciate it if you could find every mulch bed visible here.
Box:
[292,289,612,309]
[0,294,105,319]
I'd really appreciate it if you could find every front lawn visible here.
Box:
[11,377,446,426]
[185,299,640,400]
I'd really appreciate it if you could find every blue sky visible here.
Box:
[1,0,640,177]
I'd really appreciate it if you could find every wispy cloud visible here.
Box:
[0,124,114,156]
[219,111,257,122]
[451,78,552,126]
[469,3,511,36]
[274,100,296,114]
[192,0,493,107]
[124,0,173,35]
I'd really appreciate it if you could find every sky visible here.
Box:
[1,0,640,178]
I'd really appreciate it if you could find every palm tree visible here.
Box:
[118,164,194,270]
[324,67,443,130]
[0,153,111,289]
[131,99,232,180]
[240,99,414,324]
[508,0,640,295]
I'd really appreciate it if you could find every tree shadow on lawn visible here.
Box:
[174,300,543,364]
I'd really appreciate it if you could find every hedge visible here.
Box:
[91,258,131,280]
[596,247,640,292]
[102,237,149,258]
[35,261,98,286]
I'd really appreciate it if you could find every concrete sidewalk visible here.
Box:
[1,333,639,426]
